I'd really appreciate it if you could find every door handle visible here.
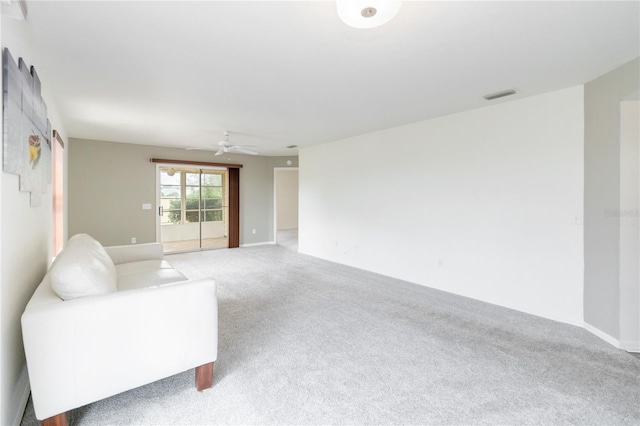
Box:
[158,206,164,216]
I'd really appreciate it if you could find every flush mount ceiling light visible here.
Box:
[337,0,401,29]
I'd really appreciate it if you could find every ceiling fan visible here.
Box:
[187,131,258,156]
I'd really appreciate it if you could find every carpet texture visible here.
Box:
[21,237,640,425]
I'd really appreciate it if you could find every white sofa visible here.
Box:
[21,234,218,425]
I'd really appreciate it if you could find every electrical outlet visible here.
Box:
[252,229,256,235]
[131,237,137,244]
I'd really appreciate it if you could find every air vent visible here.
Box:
[484,89,517,101]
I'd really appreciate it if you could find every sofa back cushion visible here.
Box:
[50,233,117,300]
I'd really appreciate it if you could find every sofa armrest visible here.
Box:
[22,278,217,420]
[104,242,164,264]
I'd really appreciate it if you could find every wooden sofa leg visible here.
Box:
[42,412,68,426]
[195,362,214,391]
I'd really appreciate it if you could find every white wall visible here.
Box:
[619,100,640,350]
[275,169,299,230]
[300,86,584,325]
[1,17,68,426]
[584,58,640,343]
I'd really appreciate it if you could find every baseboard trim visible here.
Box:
[583,322,621,348]
[240,241,276,248]
[582,322,640,352]
[620,340,640,353]
[12,366,30,426]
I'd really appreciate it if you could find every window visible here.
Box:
[159,168,224,225]
[200,171,224,222]
[52,130,64,255]
[160,169,182,224]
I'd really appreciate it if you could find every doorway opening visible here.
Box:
[274,167,299,251]
[158,166,228,253]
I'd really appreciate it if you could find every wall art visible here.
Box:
[2,48,51,207]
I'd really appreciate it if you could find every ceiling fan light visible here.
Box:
[337,0,401,29]
[361,7,376,18]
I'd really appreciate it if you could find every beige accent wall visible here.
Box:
[584,57,640,341]
[68,138,298,247]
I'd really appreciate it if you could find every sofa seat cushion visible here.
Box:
[116,260,188,291]
[50,233,118,300]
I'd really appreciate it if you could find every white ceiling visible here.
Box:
[22,1,640,156]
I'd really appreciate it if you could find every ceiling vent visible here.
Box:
[484,89,517,101]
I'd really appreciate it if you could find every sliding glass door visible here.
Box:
[158,166,228,253]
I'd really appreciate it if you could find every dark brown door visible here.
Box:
[228,167,240,248]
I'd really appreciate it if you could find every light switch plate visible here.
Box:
[142,203,152,210]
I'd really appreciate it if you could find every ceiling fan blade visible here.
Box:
[214,148,225,156]
[232,147,258,155]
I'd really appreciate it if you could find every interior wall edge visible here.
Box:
[583,56,640,340]
[583,321,623,349]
